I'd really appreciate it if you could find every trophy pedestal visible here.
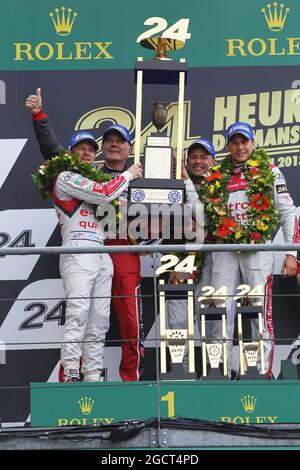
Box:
[160,364,196,381]
[201,368,229,381]
[237,301,267,379]
[134,59,188,84]
[128,179,186,240]
[199,304,229,380]
[239,367,267,380]
[159,280,196,381]
[128,178,185,206]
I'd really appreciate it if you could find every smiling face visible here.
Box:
[227,134,255,165]
[71,141,97,164]
[101,131,131,170]
[186,146,215,177]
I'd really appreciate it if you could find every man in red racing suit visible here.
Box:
[99,124,145,381]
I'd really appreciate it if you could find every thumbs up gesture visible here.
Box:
[25,87,42,115]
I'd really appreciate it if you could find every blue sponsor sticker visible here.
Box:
[63,172,74,181]
[168,190,181,203]
[132,189,145,202]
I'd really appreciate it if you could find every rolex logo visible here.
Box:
[50,6,78,36]
[261,2,290,32]
[78,397,95,415]
[241,395,257,413]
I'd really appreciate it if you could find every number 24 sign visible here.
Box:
[137,17,191,44]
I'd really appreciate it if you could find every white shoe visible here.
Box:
[84,372,104,382]
[64,367,80,382]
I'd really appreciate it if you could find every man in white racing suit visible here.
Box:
[211,122,298,377]
[54,153,142,382]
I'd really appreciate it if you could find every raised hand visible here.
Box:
[25,87,42,115]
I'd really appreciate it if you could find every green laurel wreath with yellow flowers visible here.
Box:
[199,148,279,244]
[32,151,121,216]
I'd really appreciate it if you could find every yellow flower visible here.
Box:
[257,221,268,231]
[235,231,242,239]
[38,165,45,175]
[261,214,270,221]
[209,185,215,193]
[215,181,221,189]
[213,165,221,171]
[214,206,227,216]
[257,178,266,184]
[247,159,260,167]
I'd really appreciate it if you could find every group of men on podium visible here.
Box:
[26,88,298,382]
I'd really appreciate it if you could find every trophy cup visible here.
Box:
[128,36,187,221]
[139,36,185,60]
[149,101,169,130]
[198,286,229,380]
[235,285,267,380]
[158,278,196,380]
[141,101,173,181]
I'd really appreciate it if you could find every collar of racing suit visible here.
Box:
[101,163,127,175]
[232,163,245,174]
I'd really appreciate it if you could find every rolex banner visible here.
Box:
[1,0,300,69]
[30,381,300,427]
[0,0,300,426]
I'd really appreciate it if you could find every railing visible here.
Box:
[0,243,299,255]
[0,243,299,433]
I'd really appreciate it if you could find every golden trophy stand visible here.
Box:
[159,278,196,380]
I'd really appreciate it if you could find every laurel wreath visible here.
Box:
[32,151,121,217]
[199,148,279,244]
